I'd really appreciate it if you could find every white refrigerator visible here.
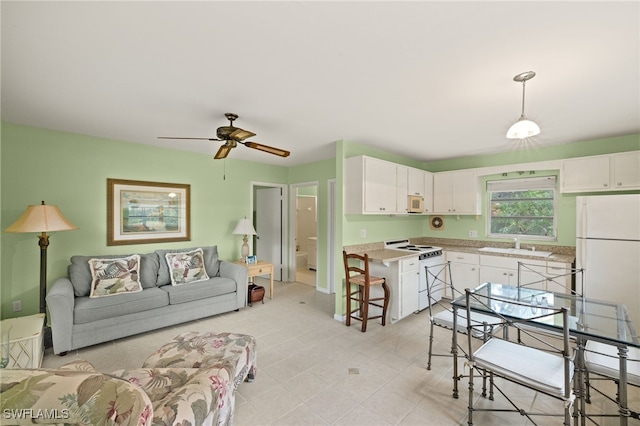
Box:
[576,194,640,331]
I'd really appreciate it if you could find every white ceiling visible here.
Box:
[2,1,639,167]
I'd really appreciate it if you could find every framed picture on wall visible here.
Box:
[107,178,191,246]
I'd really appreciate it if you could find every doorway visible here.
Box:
[252,182,288,282]
[290,182,318,287]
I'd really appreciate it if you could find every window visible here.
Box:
[487,176,557,240]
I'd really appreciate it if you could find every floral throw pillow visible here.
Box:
[165,248,210,286]
[88,254,142,298]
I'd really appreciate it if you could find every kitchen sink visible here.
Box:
[478,247,553,257]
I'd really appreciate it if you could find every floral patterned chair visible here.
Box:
[1,332,257,426]
[0,360,153,425]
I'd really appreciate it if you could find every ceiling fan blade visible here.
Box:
[229,128,256,141]
[243,141,290,158]
[214,144,233,159]
[158,137,222,141]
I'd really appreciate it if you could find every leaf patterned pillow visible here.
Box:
[88,254,142,298]
[165,248,210,286]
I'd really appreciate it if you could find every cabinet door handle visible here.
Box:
[603,183,608,187]
[617,182,622,186]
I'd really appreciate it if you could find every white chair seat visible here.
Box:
[432,309,498,338]
[585,340,640,386]
[474,338,574,398]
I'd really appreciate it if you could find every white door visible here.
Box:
[256,187,284,281]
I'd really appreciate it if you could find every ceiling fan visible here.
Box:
[158,113,290,160]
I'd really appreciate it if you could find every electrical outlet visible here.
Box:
[12,300,22,312]
[469,230,478,238]
[360,229,367,238]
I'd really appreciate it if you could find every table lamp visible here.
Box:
[232,218,257,262]
[5,201,78,348]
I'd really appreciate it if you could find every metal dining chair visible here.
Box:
[464,289,577,425]
[425,261,498,370]
[583,340,640,421]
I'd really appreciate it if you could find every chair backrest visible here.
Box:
[424,261,453,316]
[343,251,371,284]
[464,288,572,359]
[517,261,585,297]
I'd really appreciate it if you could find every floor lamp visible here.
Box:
[5,201,78,349]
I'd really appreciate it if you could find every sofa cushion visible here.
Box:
[165,248,210,286]
[74,287,169,324]
[89,255,143,298]
[160,277,236,305]
[156,246,220,286]
[69,252,160,297]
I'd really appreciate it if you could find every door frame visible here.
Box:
[327,179,336,294]
[289,181,320,288]
[251,181,289,282]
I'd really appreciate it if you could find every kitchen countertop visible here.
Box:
[344,238,576,265]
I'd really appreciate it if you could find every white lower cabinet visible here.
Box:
[369,256,419,324]
[445,251,479,298]
[478,255,571,292]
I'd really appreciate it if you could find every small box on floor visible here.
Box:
[248,284,265,306]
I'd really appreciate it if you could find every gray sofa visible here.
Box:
[46,246,248,355]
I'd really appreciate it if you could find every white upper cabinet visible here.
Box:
[407,167,425,196]
[345,155,434,215]
[612,151,640,189]
[432,170,480,215]
[424,171,434,213]
[345,156,399,214]
[396,165,409,214]
[561,151,640,193]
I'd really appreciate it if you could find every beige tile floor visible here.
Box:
[42,278,638,425]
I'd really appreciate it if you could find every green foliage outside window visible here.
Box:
[489,189,555,238]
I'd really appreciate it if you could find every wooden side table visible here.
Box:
[234,260,274,300]
[0,313,45,369]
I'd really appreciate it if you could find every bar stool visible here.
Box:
[342,251,390,332]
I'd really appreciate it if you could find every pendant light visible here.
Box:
[506,71,540,139]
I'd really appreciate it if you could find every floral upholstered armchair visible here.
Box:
[0,360,153,425]
[0,332,257,426]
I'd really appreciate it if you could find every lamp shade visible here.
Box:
[5,201,78,233]
[506,118,540,139]
[232,218,256,236]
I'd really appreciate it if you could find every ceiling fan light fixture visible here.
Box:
[506,70,540,140]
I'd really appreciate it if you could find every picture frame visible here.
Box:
[107,178,190,246]
[247,255,257,264]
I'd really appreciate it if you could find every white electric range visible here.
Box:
[384,239,444,310]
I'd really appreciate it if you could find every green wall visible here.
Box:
[1,123,289,318]
[2,122,638,322]
[335,134,639,316]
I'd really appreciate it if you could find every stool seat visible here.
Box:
[343,251,390,332]
[348,274,385,287]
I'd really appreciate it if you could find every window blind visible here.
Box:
[487,176,556,192]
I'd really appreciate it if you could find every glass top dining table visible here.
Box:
[451,282,638,348]
[449,282,638,425]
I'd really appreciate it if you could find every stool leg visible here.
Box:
[361,284,369,332]
[346,282,352,327]
[381,281,390,326]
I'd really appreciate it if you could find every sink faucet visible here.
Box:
[513,237,520,249]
